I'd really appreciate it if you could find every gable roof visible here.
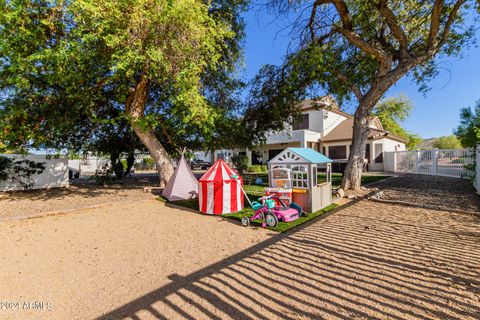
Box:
[296,96,405,143]
[322,118,407,143]
[269,147,332,164]
[297,95,353,119]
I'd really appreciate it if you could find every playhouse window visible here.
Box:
[292,165,308,188]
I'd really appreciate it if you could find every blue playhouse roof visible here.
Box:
[288,148,332,164]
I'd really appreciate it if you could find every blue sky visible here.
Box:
[240,8,480,139]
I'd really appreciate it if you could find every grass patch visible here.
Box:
[222,203,338,233]
[242,184,265,195]
[165,194,338,233]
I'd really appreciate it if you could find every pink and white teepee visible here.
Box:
[162,155,198,201]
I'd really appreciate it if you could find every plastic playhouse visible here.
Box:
[267,148,333,213]
[265,167,293,204]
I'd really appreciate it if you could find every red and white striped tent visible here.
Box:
[198,160,244,215]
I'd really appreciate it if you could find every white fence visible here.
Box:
[385,148,475,179]
[0,155,69,191]
[68,157,110,175]
[68,154,159,175]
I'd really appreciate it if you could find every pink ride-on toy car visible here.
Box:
[230,173,302,228]
[241,195,303,228]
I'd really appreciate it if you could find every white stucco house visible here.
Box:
[199,96,406,172]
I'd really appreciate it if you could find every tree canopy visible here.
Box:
[455,99,480,148]
[373,95,422,150]
[0,0,249,184]
[432,135,463,149]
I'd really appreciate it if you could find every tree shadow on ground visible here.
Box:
[96,200,480,320]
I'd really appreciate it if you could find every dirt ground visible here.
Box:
[369,174,480,213]
[0,200,272,320]
[0,175,160,221]
[1,197,479,319]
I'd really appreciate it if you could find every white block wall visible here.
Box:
[383,151,396,172]
[0,155,69,191]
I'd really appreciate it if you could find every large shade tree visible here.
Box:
[0,0,247,186]
[258,0,479,191]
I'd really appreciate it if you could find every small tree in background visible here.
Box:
[231,155,250,174]
[373,95,422,150]
[433,135,463,149]
[455,100,480,148]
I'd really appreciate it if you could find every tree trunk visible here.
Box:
[110,152,124,179]
[124,151,135,175]
[341,94,383,191]
[126,75,174,187]
[341,59,421,191]
[341,106,371,191]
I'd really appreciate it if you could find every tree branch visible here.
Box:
[309,3,318,40]
[310,0,391,74]
[377,0,409,57]
[438,0,467,47]
[332,69,364,100]
[428,0,444,49]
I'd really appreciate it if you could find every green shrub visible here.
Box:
[464,162,476,180]
[120,159,128,170]
[141,157,156,170]
[248,165,267,173]
[231,155,249,174]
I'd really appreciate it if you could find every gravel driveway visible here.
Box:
[370,174,480,213]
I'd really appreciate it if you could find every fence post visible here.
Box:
[432,148,437,175]
[414,150,419,174]
[393,152,397,172]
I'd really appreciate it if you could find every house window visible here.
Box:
[374,143,383,163]
[322,146,326,155]
[365,144,371,162]
[348,144,371,162]
[292,114,309,130]
[291,165,308,188]
[268,149,283,161]
[328,145,347,160]
[312,166,317,186]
